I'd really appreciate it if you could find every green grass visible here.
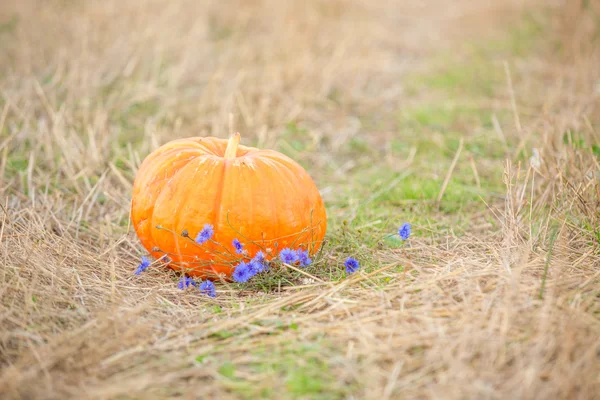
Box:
[315,16,537,243]
[322,120,506,240]
[213,340,349,399]
[0,15,18,35]
[407,10,545,96]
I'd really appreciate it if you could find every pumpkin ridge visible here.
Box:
[171,156,210,259]
[260,155,326,252]
[191,137,227,156]
[210,157,228,246]
[265,156,307,244]
[258,157,287,246]
[262,159,280,249]
[132,148,205,256]
[148,154,215,260]
[140,139,208,169]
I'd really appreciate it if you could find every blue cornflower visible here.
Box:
[134,256,151,275]
[279,248,299,264]
[297,249,312,267]
[398,222,411,240]
[249,260,263,274]
[249,260,265,274]
[232,238,244,254]
[344,257,360,274]
[248,252,268,273]
[253,251,265,262]
[199,280,216,298]
[178,276,196,290]
[232,262,255,283]
[195,224,214,245]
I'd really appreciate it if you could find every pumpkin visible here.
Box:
[131,133,327,278]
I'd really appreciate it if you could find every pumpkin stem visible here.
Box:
[224,132,241,159]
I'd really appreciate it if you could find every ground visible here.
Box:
[0,0,599,399]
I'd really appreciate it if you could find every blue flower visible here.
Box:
[249,251,267,273]
[232,262,255,283]
[253,251,265,262]
[249,260,265,274]
[134,256,151,275]
[195,224,214,245]
[344,257,360,274]
[297,249,312,267]
[398,222,411,240]
[199,280,216,298]
[249,260,262,274]
[232,238,243,254]
[279,248,299,264]
[178,276,196,290]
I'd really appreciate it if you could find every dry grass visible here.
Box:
[0,0,599,399]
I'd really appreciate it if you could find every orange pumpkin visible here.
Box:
[131,133,327,278]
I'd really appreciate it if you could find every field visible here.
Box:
[1,0,599,399]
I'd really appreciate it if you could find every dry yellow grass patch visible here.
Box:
[0,0,598,399]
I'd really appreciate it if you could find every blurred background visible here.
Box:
[0,0,553,226]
